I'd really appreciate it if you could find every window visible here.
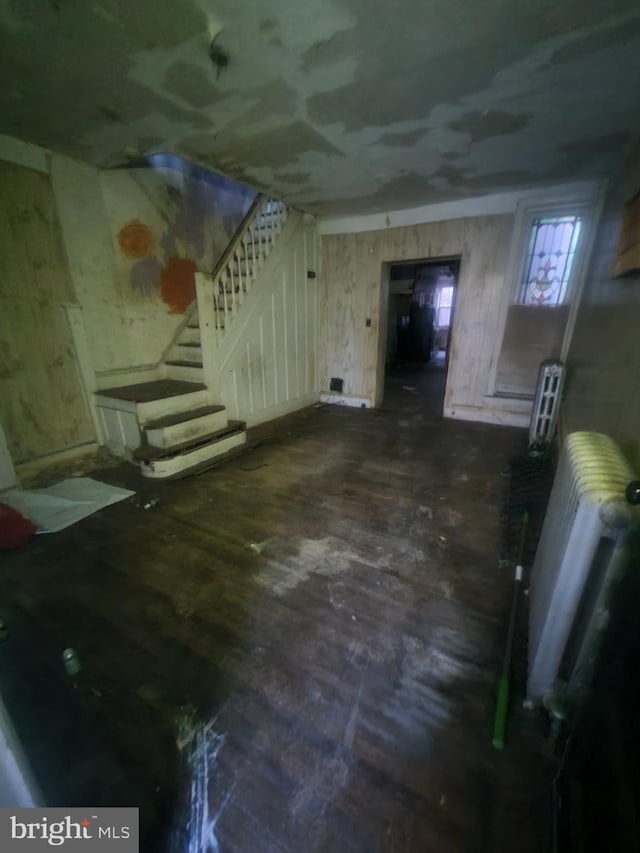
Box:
[435,285,453,327]
[517,215,582,306]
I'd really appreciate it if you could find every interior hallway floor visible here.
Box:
[0,364,552,852]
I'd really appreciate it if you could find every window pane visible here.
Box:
[518,216,582,306]
[437,306,451,327]
[439,286,453,308]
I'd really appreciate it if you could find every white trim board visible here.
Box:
[318,181,603,235]
[319,393,372,409]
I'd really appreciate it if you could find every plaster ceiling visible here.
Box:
[2,0,640,215]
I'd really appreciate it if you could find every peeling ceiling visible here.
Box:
[1,0,640,215]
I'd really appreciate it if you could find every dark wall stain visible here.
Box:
[160,257,197,314]
[118,220,155,259]
[560,132,630,160]
[104,0,206,50]
[449,110,531,142]
[430,164,536,190]
[235,80,298,125]
[164,60,220,108]
[274,170,312,184]
[0,0,211,166]
[98,105,121,123]
[259,18,277,32]
[213,121,341,171]
[306,37,522,132]
[550,17,640,66]
[378,128,425,147]
[302,29,355,70]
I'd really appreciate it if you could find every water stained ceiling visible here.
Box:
[1,0,640,215]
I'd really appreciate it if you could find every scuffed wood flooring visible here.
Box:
[0,364,551,851]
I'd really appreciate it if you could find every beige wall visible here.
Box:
[564,144,640,469]
[319,214,538,426]
[0,161,95,463]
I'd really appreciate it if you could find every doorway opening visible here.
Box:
[382,257,460,409]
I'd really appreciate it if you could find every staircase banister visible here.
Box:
[208,193,265,284]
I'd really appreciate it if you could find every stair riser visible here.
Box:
[145,410,229,449]
[167,344,203,365]
[165,363,204,383]
[177,326,201,345]
[136,390,209,424]
[140,431,247,479]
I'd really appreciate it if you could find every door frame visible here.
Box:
[375,255,462,408]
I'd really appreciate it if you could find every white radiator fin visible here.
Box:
[527,432,634,704]
[529,359,566,445]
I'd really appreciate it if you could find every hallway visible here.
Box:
[0,393,550,851]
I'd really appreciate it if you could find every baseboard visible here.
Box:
[444,403,530,429]
[243,393,321,427]
[15,442,100,481]
[319,393,372,409]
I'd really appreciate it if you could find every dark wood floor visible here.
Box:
[0,363,552,852]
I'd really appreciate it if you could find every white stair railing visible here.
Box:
[203,195,288,346]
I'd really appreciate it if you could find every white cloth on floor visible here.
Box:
[0,477,134,534]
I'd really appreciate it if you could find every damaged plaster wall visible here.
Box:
[319,213,534,427]
[564,142,640,468]
[0,159,96,464]
[1,1,639,215]
[55,154,254,377]
[0,134,254,463]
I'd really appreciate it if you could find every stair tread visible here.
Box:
[144,405,226,431]
[97,379,205,403]
[134,420,246,461]
[165,359,204,368]
[146,439,256,481]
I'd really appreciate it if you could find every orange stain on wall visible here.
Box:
[160,257,197,314]
[117,220,155,259]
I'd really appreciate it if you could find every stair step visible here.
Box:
[165,362,205,383]
[144,405,228,449]
[135,420,246,460]
[97,379,205,404]
[138,422,247,479]
[167,344,203,365]
[139,432,250,480]
[144,405,225,430]
[165,359,203,369]
[95,379,209,427]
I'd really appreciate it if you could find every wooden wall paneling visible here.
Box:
[217,216,320,426]
[0,161,95,462]
[319,214,528,424]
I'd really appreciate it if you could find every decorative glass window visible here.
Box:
[518,215,582,306]
[435,286,454,327]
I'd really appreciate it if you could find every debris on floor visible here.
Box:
[244,537,275,555]
[0,477,135,534]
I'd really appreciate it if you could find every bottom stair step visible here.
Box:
[135,421,247,479]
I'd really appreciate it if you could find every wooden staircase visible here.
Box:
[94,196,289,479]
